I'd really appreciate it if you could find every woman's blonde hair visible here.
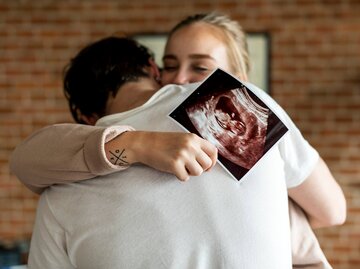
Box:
[168,12,250,80]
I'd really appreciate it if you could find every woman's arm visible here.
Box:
[10,123,132,194]
[288,157,346,228]
[10,124,217,194]
[248,84,346,229]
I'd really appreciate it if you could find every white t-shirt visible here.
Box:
[28,83,319,269]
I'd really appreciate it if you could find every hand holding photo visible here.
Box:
[169,69,288,181]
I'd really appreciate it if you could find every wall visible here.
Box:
[0,0,359,267]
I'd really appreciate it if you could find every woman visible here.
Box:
[162,13,249,84]
[11,12,344,268]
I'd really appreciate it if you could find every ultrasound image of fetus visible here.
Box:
[186,87,269,170]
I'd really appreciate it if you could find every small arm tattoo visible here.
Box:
[108,149,129,166]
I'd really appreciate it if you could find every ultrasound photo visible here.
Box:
[169,69,288,181]
[186,86,269,170]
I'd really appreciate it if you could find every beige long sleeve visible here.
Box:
[10,123,134,194]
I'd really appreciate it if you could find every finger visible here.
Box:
[195,150,214,171]
[173,162,190,182]
[185,160,204,177]
[200,141,218,169]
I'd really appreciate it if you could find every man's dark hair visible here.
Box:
[63,36,154,124]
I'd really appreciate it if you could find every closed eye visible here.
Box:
[163,65,178,72]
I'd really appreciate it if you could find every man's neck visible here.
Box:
[105,77,161,115]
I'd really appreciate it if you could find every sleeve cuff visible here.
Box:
[84,125,135,175]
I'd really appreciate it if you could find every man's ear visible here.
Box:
[148,58,161,83]
[80,114,99,126]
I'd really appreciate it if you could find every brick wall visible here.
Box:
[0,0,359,267]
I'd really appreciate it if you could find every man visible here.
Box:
[24,37,335,268]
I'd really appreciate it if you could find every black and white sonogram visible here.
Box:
[186,87,269,170]
[169,69,288,181]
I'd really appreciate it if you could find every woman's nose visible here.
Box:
[172,70,190,85]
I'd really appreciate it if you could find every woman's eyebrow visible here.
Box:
[162,54,177,61]
[189,54,215,60]
[162,54,215,61]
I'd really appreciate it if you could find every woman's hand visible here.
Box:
[105,131,218,181]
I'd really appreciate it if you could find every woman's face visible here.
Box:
[162,23,232,86]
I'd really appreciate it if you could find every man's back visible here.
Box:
[30,159,291,269]
[29,83,316,269]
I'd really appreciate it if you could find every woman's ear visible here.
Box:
[237,72,248,82]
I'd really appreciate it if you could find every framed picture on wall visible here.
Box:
[133,33,270,93]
